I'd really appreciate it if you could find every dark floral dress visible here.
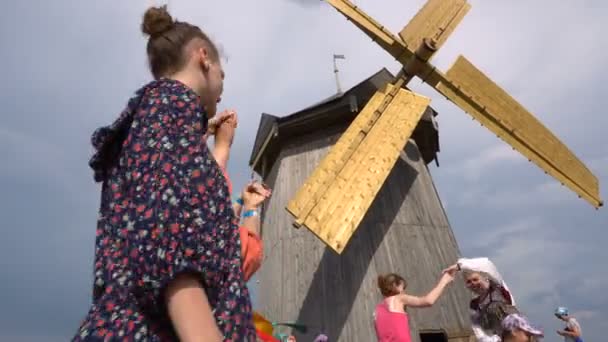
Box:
[73,78,255,341]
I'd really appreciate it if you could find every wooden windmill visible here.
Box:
[250,68,473,341]
[286,0,603,254]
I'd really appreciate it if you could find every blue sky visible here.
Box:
[0,0,606,340]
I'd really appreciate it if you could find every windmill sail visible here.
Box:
[325,0,412,64]
[292,0,603,254]
[286,86,395,229]
[287,85,430,253]
[433,55,602,207]
[399,0,470,56]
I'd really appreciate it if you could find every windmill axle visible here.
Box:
[401,38,438,85]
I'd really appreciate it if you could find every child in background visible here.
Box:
[554,307,583,342]
[374,271,455,342]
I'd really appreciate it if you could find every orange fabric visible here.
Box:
[256,328,279,342]
[253,311,274,335]
[240,226,263,281]
[219,166,263,282]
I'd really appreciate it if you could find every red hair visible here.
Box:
[377,273,407,297]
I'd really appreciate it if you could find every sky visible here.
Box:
[0,0,606,340]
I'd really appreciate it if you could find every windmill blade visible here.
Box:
[288,85,430,253]
[399,0,470,56]
[433,55,602,208]
[324,0,413,64]
[287,83,401,228]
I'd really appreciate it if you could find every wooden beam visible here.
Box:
[251,125,277,173]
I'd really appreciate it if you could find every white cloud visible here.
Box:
[446,175,600,210]
[0,334,64,342]
[446,144,526,182]
[589,154,608,181]
[571,310,600,320]
[573,276,608,300]
[487,181,579,208]
[0,127,80,194]
[476,215,607,337]
[472,216,543,249]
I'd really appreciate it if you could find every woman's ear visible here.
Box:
[197,48,210,71]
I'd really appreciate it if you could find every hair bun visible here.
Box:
[142,5,174,37]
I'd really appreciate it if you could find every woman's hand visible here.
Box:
[209,110,237,169]
[214,110,237,148]
[440,269,456,284]
[442,263,459,275]
[242,181,271,209]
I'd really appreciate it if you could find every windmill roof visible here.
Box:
[248,68,440,176]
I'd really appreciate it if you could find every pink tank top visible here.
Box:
[374,299,411,342]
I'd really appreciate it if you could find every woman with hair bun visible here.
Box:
[73,5,257,341]
[374,271,456,342]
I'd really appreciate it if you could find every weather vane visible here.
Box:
[332,54,345,94]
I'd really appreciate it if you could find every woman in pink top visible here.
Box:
[374,271,456,342]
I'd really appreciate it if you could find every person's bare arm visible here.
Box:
[399,272,454,308]
[240,182,271,236]
[212,143,231,170]
[211,110,237,214]
[557,326,581,337]
[159,106,234,342]
[232,199,243,217]
[241,206,260,236]
[211,110,237,169]
[444,257,504,286]
[165,274,222,342]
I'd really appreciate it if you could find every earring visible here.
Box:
[203,61,210,70]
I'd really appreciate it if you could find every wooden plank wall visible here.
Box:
[255,123,473,341]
